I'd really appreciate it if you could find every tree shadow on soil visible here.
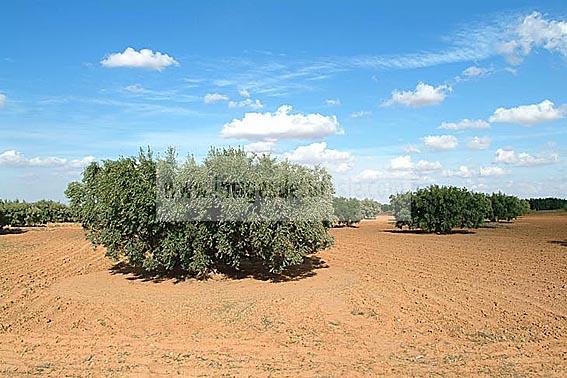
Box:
[109,255,328,284]
[383,229,475,235]
[0,228,27,235]
[219,255,329,282]
[549,240,567,247]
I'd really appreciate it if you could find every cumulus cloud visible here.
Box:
[356,169,416,182]
[325,98,341,106]
[239,89,251,98]
[389,155,442,172]
[0,150,95,169]
[467,136,491,150]
[500,12,567,65]
[479,166,507,177]
[383,82,451,107]
[228,98,263,110]
[0,93,6,107]
[443,165,475,178]
[221,105,342,141]
[101,47,179,71]
[203,93,229,104]
[489,100,564,125]
[243,140,276,154]
[495,148,559,166]
[351,110,372,118]
[439,119,490,130]
[389,155,413,170]
[422,135,458,151]
[283,142,353,173]
[415,160,443,172]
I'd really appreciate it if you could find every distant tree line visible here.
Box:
[389,186,530,234]
[0,200,74,229]
[332,197,383,227]
[528,197,567,211]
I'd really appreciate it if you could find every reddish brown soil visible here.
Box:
[1,214,566,376]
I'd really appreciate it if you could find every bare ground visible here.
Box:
[0,214,566,376]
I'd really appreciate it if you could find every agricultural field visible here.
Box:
[1,213,565,376]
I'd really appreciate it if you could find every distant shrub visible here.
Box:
[359,198,382,219]
[66,148,335,277]
[333,197,363,227]
[0,200,73,227]
[389,191,413,229]
[391,185,494,234]
[489,192,526,222]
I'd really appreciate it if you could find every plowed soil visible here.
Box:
[1,214,566,376]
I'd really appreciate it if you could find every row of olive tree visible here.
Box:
[332,197,383,227]
[0,200,73,229]
[66,148,335,277]
[389,186,529,233]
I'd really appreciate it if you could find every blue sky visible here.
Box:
[1,1,566,202]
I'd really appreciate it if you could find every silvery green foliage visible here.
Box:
[66,147,335,277]
[332,197,363,227]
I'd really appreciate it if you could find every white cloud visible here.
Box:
[124,84,145,93]
[467,136,491,150]
[0,93,6,107]
[100,47,178,71]
[500,12,567,65]
[489,100,564,125]
[439,119,490,130]
[351,110,372,118]
[239,89,251,98]
[0,150,26,167]
[494,148,517,164]
[402,144,421,153]
[221,105,342,141]
[389,155,442,172]
[0,150,95,169]
[462,66,491,78]
[204,93,229,104]
[325,98,341,106]
[356,169,416,182]
[390,155,413,170]
[228,98,263,110]
[495,148,559,167]
[443,165,474,178]
[283,142,353,173]
[415,160,442,172]
[244,140,276,154]
[480,166,507,177]
[383,82,451,107]
[69,156,97,168]
[422,135,458,151]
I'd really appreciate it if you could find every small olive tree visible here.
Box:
[66,148,335,277]
[332,197,363,226]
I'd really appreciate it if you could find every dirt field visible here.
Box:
[0,214,566,376]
